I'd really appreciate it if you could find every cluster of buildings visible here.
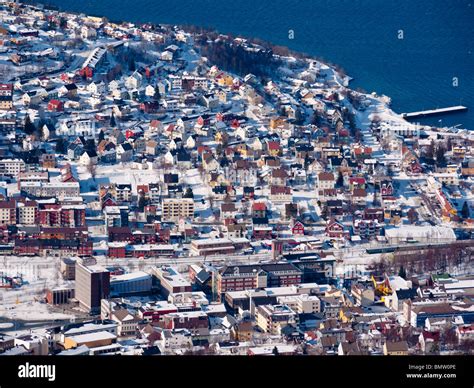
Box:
[1,257,473,355]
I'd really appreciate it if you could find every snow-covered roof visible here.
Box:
[384,225,456,241]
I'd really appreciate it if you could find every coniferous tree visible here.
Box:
[55,138,67,154]
[336,171,344,188]
[461,201,470,219]
[154,86,161,101]
[436,145,446,166]
[110,112,116,127]
[137,194,146,211]
[398,265,407,279]
[85,139,96,152]
[184,187,194,199]
[24,115,36,135]
[128,56,136,72]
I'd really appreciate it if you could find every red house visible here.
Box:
[140,101,160,113]
[253,226,273,240]
[47,99,63,112]
[349,177,366,190]
[325,219,349,239]
[291,220,305,236]
[409,160,423,174]
[267,141,281,154]
[78,67,93,79]
[380,181,394,197]
[231,119,240,129]
[252,202,267,218]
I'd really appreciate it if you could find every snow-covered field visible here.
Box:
[0,300,74,321]
[0,256,73,321]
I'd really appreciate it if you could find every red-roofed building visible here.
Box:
[47,99,63,112]
[349,177,366,190]
[291,220,305,236]
[137,185,149,195]
[457,324,474,344]
[252,202,267,218]
[266,141,281,156]
[149,120,162,132]
[325,219,349,239]
[419,330,440,354]
[78,67,93,79]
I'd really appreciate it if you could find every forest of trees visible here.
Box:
[371,243,473,277]
[196,36,281,78]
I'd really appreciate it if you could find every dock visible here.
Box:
[402,105,467,119]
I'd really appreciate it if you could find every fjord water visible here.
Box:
[45,0,474,130]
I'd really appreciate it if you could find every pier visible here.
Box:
[401,105,467,119]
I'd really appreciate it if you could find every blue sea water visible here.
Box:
[44,0,474,130]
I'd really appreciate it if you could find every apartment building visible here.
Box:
[255,304,298,335]
[0,200,16,225]
[0,83,13,110]
[0,158,25,176]
[276,294,321,314]
[20,181,80,199]
[75,263,110,314]
[161,198,194,221]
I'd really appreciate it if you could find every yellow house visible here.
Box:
[269,117,287,130]
[207,172,228,188]
[235,144,252,158]
[217,74,234,87]
[217,90,228,103]
[214,131,229,145]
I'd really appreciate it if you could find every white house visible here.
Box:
[185,135,196,149]
[79,150,98,166]
[157,329,192,353]
[164,151,175,165]
[116,142,134,162]
[125,71,143,90]
[108,80,120,91]
[161,50,174,62]
[81,26,97,40]
[145,85,156,97]
[87,82,105,95]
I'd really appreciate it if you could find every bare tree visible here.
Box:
[87,162,97,180]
